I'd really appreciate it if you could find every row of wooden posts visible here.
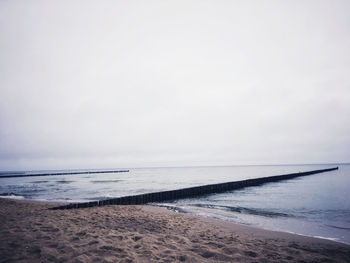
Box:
[50,167,338,210]
[0,170,129,178]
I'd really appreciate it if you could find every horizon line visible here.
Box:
[0,162,348,173]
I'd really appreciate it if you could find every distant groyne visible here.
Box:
[50,167,338,210]
[0,170,129,178]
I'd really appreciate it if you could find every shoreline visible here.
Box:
[144,204,350,246]
[155,206,350,246]
[4,196,348,246]
[1,198,350,262]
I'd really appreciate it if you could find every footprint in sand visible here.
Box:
[132,236,142,242]
[99,246,124,253]
[178,255,187,262]
[76,231,87,236]
[244,250,258,257]
[70,236,80,242]
[27,246,41,256]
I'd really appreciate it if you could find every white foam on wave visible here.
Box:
[313,236,340,242]
[0,194,25,200]
[283,230,348,244]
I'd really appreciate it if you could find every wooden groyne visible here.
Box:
[50,167,338,210]
[0,170,129,178]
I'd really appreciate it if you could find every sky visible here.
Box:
[0,0,349,170]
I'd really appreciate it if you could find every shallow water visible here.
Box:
[1,164,349,244]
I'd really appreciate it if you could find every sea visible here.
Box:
[1,164,349,244]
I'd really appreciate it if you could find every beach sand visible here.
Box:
[0,198,349,262]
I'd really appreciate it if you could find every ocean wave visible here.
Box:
[90,180,121,183]
[154,204,187,213]
[31,180,49,184]
[190,203,290,218]
[0,192,25,199]
[313,236,340,242]
[325,224,350,231]
[56,180,74,184]
[21,188,46,194]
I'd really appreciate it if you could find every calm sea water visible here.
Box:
[1,164,349,244]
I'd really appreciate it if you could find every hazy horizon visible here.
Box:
[1,161,349,172]
[1,0,349,170]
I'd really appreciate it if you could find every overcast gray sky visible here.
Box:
[0,0,349,170]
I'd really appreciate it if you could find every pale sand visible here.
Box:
[0,199,349,262]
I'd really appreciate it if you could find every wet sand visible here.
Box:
[0,198,349,262]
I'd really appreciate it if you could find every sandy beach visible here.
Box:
[0,198,349,262]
